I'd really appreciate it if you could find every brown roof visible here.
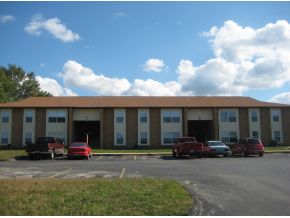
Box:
[0,96,288,108]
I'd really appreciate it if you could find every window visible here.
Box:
[116,132,124,144]
[221,131,237,144]
[251,110,258,122]
[140,132,148,144]
[140,111,147,123]
[25,132,32,144]
[1,111,9,123]
[163,132,180,144]
[220,111,237,122]
[25,111,33,123]
[171,112,180,123]
[273,131,281,142]
[48,111,66,123]
[272,110,280,122]
[162,111,181,123]
[47,132,65,143]
[116,111,124,123]
[252,131,259,138]
[1,132,8,144]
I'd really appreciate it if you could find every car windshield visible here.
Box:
[69,142,86,147]
[177,137,196,143]
[208,141,225,146]
[248,139,261,144]
[37,137,54,143]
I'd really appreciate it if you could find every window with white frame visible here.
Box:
[116,111,124,123]
[24,132,32,144]
[162,111,181,123]
[116,132,124,144]
[163,132,180,144]
[252,131,259,138]
[272,110,280,122]
[1,111,9,123]
[220,111,237,122]
[25,111,33,123]
[251,110,258,122]
[48,111,66,123]
[221,131,237,144]
[273,131,281,142]
[1,132,8,144]
[140,132,148,144]
[139,111,148,123]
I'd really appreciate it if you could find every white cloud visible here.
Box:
[125,79,183,96]
[25,14,80,42]
[60,60,131,96]
[36,76,77,96]
[0,15,15,23]
[143,58,165,73]
[177,20,290,96]
[269,92,290,104]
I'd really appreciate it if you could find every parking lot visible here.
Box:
[1,153,290,215]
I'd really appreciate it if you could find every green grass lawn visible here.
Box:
[264,146,290,152]
[0,178,192,216]
[0,149,26,161]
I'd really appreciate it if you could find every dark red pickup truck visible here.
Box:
[26,137,65,159]
[172,137,207,158]
[231,138,264,157]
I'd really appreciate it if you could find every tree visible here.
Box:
[0,64,52,103]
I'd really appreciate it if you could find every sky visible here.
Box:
[0,1,290,103]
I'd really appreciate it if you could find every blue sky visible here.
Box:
[1,2,290,103]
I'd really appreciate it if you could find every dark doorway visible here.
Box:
[73,121,100,148]
[188,120,213,143]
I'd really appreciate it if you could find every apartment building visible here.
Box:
[0,96,289,147]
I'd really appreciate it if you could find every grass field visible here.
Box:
[0,149,26,161]
[264,146,290,152]
[0,178,192,216]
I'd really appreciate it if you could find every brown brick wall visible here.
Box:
[103,108,114,148]
[239,108,249,139]
[213,108,219,140]
[35,108,46,139]
[126,108,138,148]
[150,108,161,148]
[281,108,290,145]
[182,108,188,137]
[67,108,73,145]
[260,108,271,145]
[11,108,23,146]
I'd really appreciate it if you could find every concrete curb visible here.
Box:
[92,153,171,156]
[92,151,290,156]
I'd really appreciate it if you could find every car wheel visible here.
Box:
[28,154,34,160]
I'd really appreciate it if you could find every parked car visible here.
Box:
[231,138,264,157]
[26,137,65,159]
[205,141,231,157]
[172,137,207,158]
[67,142,93,160]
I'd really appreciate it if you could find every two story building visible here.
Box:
[0,96,289,147]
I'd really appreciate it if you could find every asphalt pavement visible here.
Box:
[0,153,290,215]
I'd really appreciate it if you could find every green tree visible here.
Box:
[0,64,52,103]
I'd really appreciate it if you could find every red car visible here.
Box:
[172,137,208,158]
[67,142,93,160]
[231,138,264,157]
